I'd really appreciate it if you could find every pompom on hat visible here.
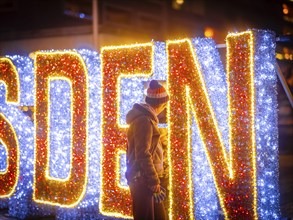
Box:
[145,80,169,106]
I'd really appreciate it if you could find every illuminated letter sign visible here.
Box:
[167,31,256,219]
[100,43,153,218]
[0,58,20,104]
[0,113,19,199]
[0,29,280,219]
[0,58,19,198]
[33,52,88,207]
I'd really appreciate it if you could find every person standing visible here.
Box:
[126,80,169,220]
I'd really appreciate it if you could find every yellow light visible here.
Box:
[226,30,257,219]
[29,52,36,60]
[0,58,20,198]
[166,39,197,220]
[0,58,20,104]
[100,42,154,218]
[176,0,184,5]
[283,8,289,14]
[283,47,289,53]
[276,53,284,60]
[204,27,215,38]
[33,51,89,207]
[116,150,128,190]
[166,30,257,219]
[0,113,19,198]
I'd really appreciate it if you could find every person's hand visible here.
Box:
[150,184,160,193]
[153,186,166,203]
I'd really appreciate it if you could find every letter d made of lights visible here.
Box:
[0,29,280,220]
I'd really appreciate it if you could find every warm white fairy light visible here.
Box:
[33,51,89,209]
[0,30,280,219]
[56,49,103,219]
[190,37,227,219]
[0,56,54,218]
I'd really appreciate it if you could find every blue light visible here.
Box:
[0,30,281,219]
[79,13,85,19]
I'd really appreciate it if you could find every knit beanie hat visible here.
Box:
[145,80,169,106]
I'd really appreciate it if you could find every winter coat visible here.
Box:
[125,103,164,187]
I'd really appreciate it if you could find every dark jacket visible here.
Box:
[125,103,164,187]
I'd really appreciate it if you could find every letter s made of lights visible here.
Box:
[0,30,280,220]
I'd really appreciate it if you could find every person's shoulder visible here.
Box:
[133,114,152,125]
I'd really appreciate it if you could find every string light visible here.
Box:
[100,43,154,218]
[117,149,128,189]
[0,58,19,203]
[0,113,19,198]
[53,49,103,219]
[0,30,280,219]
[0,56,51,218]
[0,58,20,104]
[0,59,20,200]
[165,30,278,220]
[253,30,280,220]
[226,31,257,219]
[192,36,235,218]
[33,51,89,207]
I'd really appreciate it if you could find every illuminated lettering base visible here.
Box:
[0,30,280,219]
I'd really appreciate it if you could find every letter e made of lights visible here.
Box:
[0,29,280,219]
